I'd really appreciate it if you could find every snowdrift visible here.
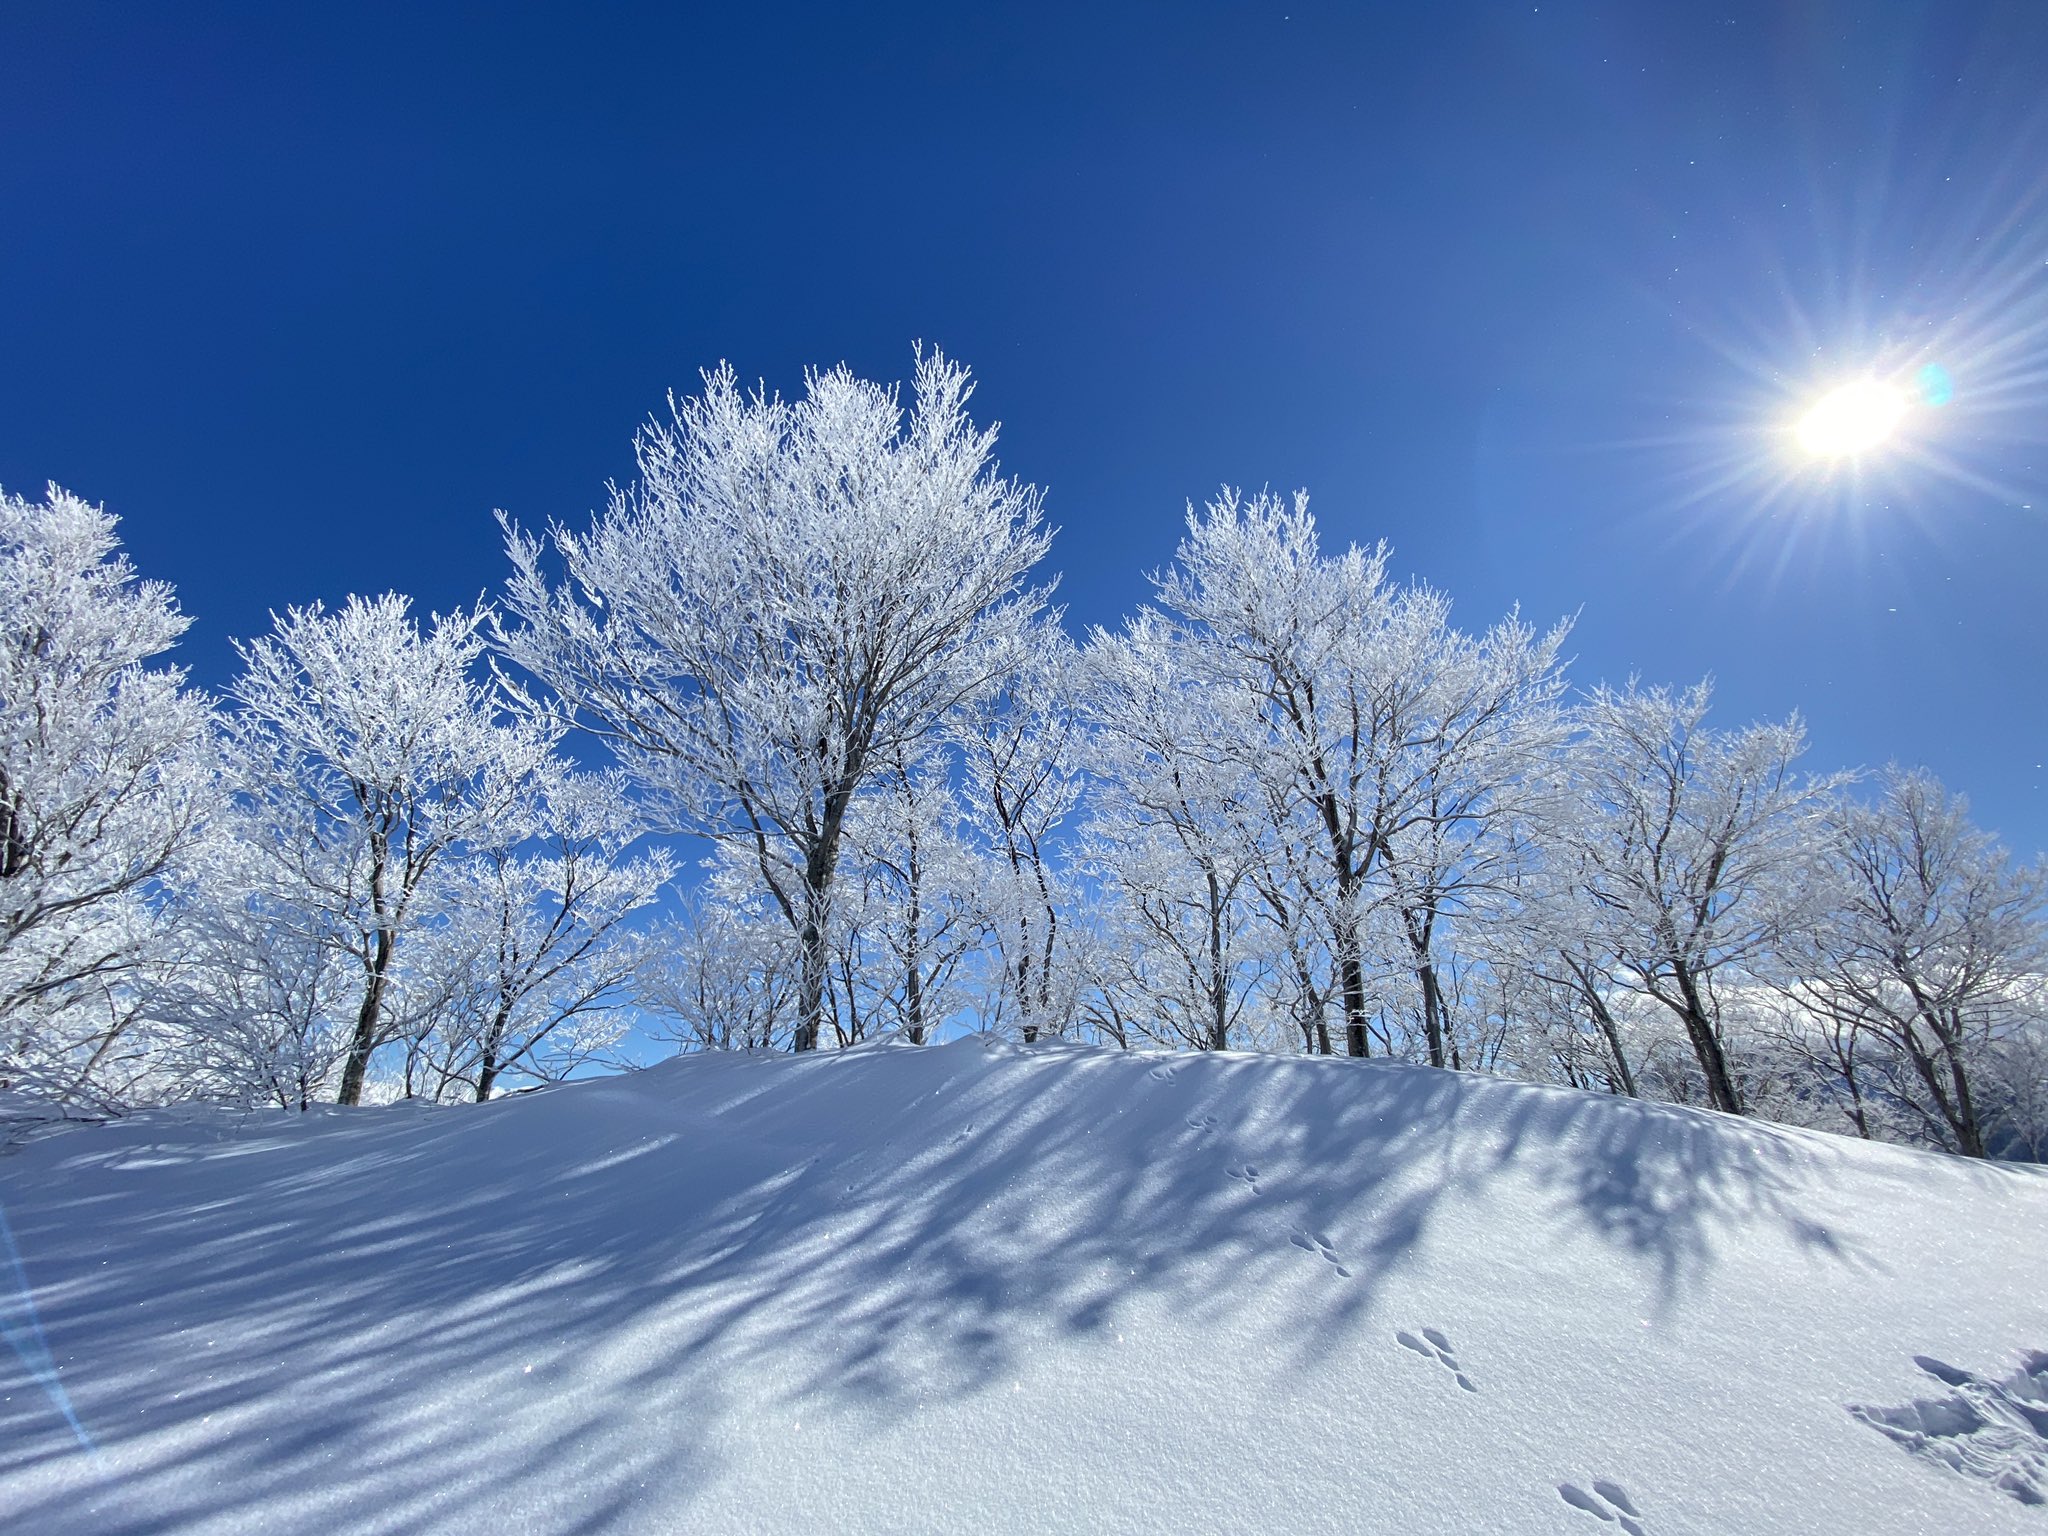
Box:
[3,1037,2044,1533]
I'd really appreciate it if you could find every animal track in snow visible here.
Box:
[1225,1162,1262,1195]
[1849,1350,2048,1506]
[1288,1228,1351,1277]
[1558,1480,1645,1534]
[1184,1113,1219,1134]
[1147,1061,1182,1082]
[1395,1327,1477,1392]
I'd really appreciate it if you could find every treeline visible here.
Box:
[3,352,2043,1158]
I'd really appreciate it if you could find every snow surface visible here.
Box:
[3,1036,2045,1533]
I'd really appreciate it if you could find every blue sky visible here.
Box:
[4,1,2045,853]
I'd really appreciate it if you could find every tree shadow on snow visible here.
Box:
[0,1037,1992,1533]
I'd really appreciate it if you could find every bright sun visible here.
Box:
[1795,379,1909,459]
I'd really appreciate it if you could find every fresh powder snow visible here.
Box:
[2,1035,2043,1533]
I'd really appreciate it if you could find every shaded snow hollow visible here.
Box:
[3,1036,2045,1534]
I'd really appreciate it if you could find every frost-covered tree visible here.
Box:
[1983,1010,2048,1161]
[843,756,985,1044]
[1561,681,1841,1115]
[1486,830,1648,1097]
[226,595,562,1104]
[954,619,1084,1041]
[1776,769,2047,1156]
[1145,490,1387,1056]
[150,813,360,1109]
[409,768,673,1100]
[0,484,213,1107]
[500,350,1051,1053]
[639,873,801,1053]
[1366,606,1567,1067]
[1145,488,1568,1062]
[1080,610,1274,1051]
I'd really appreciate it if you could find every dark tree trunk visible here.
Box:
[1204,868,1230,1051]
[1566,957,1637,1099]
[338,826,401,1107]
[1299,757,1372,1058]
[903,945,925,1047]
[1339,942,1371,1057]
[793,894,828,1054]
[1838,1033,1873,1140]
[474,1002,513,1102]
[337,928,394,1106]
[791,780,855,1053]
[1898,1006,1987,1157]
[1670,959,1742,1114]
[1417,961,1447,1069]
[1942,1029,1986,1158]
[0,766,27,878]
[1398,895,1449,1069]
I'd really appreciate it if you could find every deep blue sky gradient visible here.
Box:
[5,2,2046,850]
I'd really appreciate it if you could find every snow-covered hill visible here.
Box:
[3,1037,2045,1534]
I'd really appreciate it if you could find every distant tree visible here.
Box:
[226,595,561,1104]
[1776,769,2047,1156]
[1983,1013,2048,1161]
[0,484,213,1109]
[1491,838,1647,1098]
[500,350,1050,1053]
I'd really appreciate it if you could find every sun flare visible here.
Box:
[1795,379,1909,459]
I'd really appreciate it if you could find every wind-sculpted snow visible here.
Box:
[1851,1351,2048,1506]
[1,1038,2043,1533]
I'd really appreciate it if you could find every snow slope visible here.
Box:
[2,1036,2045,1534]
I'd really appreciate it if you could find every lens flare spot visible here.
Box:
[1915,362,1955,407]
[1796,379,1908,458]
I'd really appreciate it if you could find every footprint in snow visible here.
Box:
[1184,1113,1219,1136]
[1148,1062,1182,1082]
[1288,1228,1351,1277]
[1225,1162,1262,1195]
[1559,1480,1645,1534]
[1396,1327,1477,1392]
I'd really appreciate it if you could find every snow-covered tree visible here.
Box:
[1144,488,1568,1062]
[1561,680,1841,1115]
[153,831,360,1110]
[1365,606,1567,1067]
[843,756,986,1044]
[408,768,673,1100]
[1143,490,1386,1055]
[500,350,1051,1053]
[1983,1009,2048,1160]
[954,619,1084,1041]
[226,594,562,1104]
[639,871,801,1053]
[1080,610,1274,1051]
[0,484,214,1108]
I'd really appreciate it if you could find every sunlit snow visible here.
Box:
[3,1037,2044,1533]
